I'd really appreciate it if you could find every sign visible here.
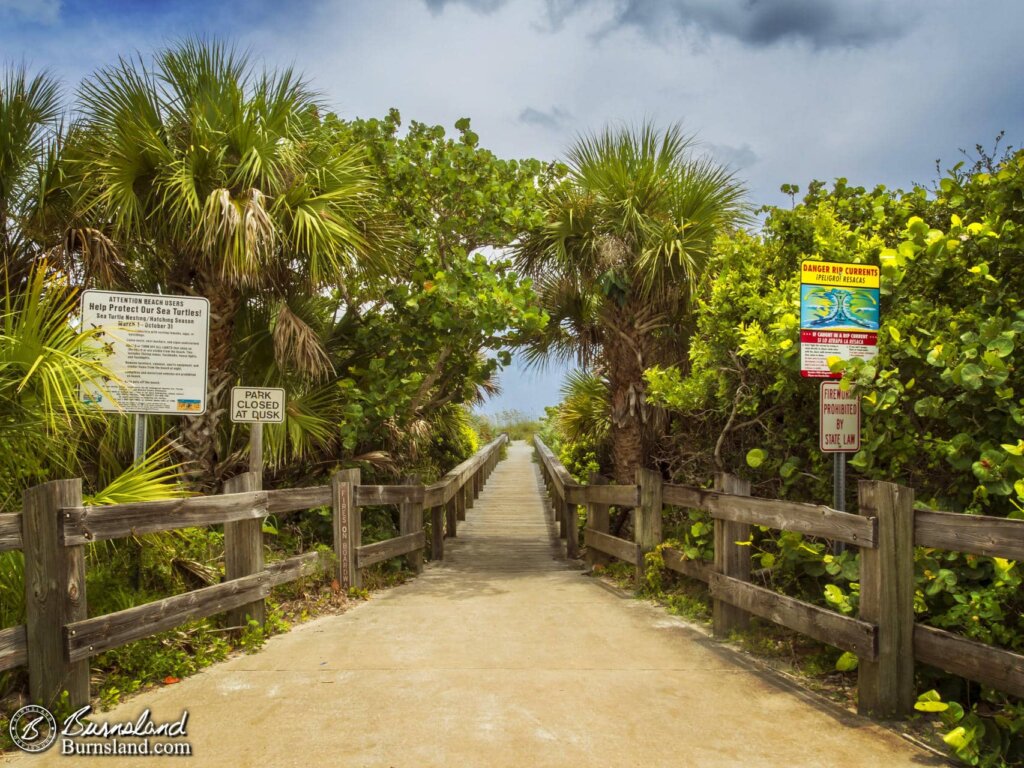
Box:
[80,290,209,415]
[800,260,880,378]
[820,381,861,452]
[230,387,286,423]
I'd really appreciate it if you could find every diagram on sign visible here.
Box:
[800,286,879,331]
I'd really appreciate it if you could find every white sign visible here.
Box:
[230,387,286,423]
[820,381,861,452]
[80,290,209,415]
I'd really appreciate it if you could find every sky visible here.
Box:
[3,0,1023,418]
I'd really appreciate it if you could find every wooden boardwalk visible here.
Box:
[8,441,939,767]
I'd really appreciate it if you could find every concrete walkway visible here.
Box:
[9,441,940,766]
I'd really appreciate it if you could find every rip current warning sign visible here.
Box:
[800,260,880,378]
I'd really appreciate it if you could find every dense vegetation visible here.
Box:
[544,143,1024,764]
[2,34,1022,766]
[0,41,547,734]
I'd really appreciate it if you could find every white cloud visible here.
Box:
[0,0,60,24]
[0,0,1022,411]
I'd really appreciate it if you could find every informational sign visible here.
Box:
[800,260,880,378]
[230,387,286,423]
[820,381,861,452]
[80,290,209,415]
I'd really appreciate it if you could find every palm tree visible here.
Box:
[67,40,388,486]
[0,66,64,284]
[516,123,746,482]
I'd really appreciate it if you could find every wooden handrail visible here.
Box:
[0,512,21,552]
[533,436,875,546]
[530,434,1024,718]
[6,435,510,707]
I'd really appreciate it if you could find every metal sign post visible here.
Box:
[820,380,860,555]
[833,452,847,553]
[132,414,147,465]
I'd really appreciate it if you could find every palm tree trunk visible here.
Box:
[604,309,650,484]
[178,269,239,490]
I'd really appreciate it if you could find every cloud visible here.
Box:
[422,0,508,14]
[704,141,759,170]
[519,105,572,129]
[547,0,907,49]
[0,0,60,24]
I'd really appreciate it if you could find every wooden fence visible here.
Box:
[534,435,1024,720]
[0,434,507,708]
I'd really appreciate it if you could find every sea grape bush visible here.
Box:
[641,150,1024,765]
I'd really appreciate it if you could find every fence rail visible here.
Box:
[0,512,21,551]
[533,435,1024,720]
[0,434,507,708]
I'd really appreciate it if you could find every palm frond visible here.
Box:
[84,439,192,506]
[558,369,610,444]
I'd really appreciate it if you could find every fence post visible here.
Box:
[585,473,611,571]
[712,472,751,638]
[465,475,475,511]
[23,479,89,708]
[400,476,424,574]
[635,468,663,582]
[430,504,444,560]
[564,496,579,559]
[457,481,467,521]
[446,496,458,537]
[332,468,361,591]
[223,471,265,630]
[857,480,914,718]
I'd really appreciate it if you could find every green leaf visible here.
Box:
[942,726,969,749]
[746,448,767,468]
[959,363,984,390]
[888,326,901,342]
[988,336,1014,357]
[835,651,858,672]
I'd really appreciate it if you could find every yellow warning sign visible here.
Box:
[801,260,880,289]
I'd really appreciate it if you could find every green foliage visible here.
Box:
[83,441,191,506]
[0,65,63,284]
[516,121,747,482]
[475,409,543,441]
[94,621,233,709]
[0,263,113,510]
[915,689,1024,767]
[643,151,1024,766]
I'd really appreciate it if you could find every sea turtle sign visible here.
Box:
[799,260,880,378]
[230,387,286,423]
[80,290,210,414]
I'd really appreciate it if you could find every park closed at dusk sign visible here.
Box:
[800,260,880,378]
[230,387,286,423]
[80,290,209,415]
